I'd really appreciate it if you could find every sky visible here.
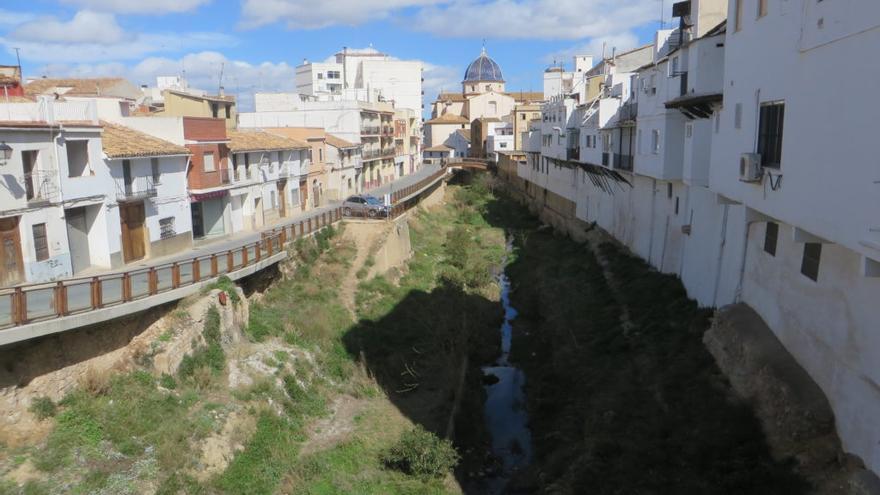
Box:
[0,0,666,112]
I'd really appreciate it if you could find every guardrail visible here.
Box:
[386,168,448,218]
[0,208,343,330]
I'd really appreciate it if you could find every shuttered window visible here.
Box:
[758,102,785,168]
[801,243,822,281]
[32,223,48,261]
[764,222,779,256]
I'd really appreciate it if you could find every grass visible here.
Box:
[501,192,809,494]
[28,397,57,421]
[177,306,226,381]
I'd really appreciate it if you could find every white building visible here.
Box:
[0,99,122,285]
[486,122,514,162]
[100,122,193,263]
[512,0,880,477]
[324,134,362,200]
[296,47,423,117]
[542,56,593,101]
[226,129,310,232]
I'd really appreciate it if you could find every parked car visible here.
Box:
[342,195,390,218]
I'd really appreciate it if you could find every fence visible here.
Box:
[0,208,343,330]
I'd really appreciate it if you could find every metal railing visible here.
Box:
[115,176,157,202]
[614,154,634,172]
[0,207,344,330]
[24,171,59,205]
[361,125,380,135]
[362,149,395,160]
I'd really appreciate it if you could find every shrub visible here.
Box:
[159,373,177,390]
[178,307,225,380]
[382,426,459,479]
[79,366,111,396]
[204,275,240,303]
[29,396,57,420]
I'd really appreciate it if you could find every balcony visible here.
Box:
[361,125,380,136]
[116,176,158,202]
[614,154,633,172]
[566,147,580,161]
[362,148,395,161]
[23,171,60,206]
[619,102,639,123]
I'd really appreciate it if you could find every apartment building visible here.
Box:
[508,0,880,476]
[263,127,328,210]
[296,47,423,117]
[0,99,121,285]
[226,130,310,231]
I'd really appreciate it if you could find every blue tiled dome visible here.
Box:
[463,49,504,82]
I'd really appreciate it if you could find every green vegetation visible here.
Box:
[205,275,240,303]
[28,397,57,421]
[177,306,225,382]
[382,426,460,479]
[503,195,808,493]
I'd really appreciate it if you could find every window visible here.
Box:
[203,152,215,172]
[318,148,323,161]
[670,56,679,77]
[674,197,680,215]
[735,0,743,31]
[651,129,660,154]
[667,183,673,199]
[520,113,526,120]
[686,123,693,138]
[489,101,497,115]
[758,0,768,18]
[211,103,219,118]
[270,190,277,209]
[32,223,49,261]
[500,142,508,148]
[327,71,340,79]
[734,103,743,129]
[151,158,161,183]
[764,222,779,256]
[801,243,822,281]
[637,130,643,153]
[758,102,785,168]
[485,85,491,91]
[317,73,324,79]
[66,140,90,177]
[159,217,175,239]
[225,105,231,119]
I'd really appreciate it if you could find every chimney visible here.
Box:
[219,86,225,97]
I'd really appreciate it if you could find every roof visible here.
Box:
[505,91,545,103]
[165,89,235,103]
[324,134,358,150]
[436,92,467,102]
[463,48,504,82]
[25,78,130,97]
[455,129,471,143]
[227,129,310,152]
[426,113,469,125]
[424,144,452,152]
[263,127,326,143]
[100,121,190,159]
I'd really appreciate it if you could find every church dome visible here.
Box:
[463,48,504,83]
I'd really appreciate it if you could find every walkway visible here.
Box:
[0,165,446,345]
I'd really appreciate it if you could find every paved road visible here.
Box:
[0,164,443,325]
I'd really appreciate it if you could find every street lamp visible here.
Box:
[0,142,12,165]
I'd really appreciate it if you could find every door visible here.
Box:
[65,207,91,273]
[191,202,204,239]
[277,181,287,217]
[299,180,308,210]
[120,202,146,263]
[202,198,225,237]
[0,217,23,286]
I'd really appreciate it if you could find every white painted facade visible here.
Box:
[512,0,880,476]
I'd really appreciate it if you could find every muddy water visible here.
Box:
[481,237,532,493]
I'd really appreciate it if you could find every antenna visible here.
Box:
[13,47,21,72]
[218,62,225,93]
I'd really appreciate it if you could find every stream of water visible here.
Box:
[481,236,533,493]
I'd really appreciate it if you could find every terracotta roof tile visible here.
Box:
[425,113,469,125]
[100,121,190,159]
[424,144,453,152]
[25,78,130,97]
[227,129,310,152]
[324,134,358,149]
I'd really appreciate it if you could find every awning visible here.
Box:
[190,190,229,202]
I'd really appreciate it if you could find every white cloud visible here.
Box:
[238,0,444,29]
[420,61,459,101]
[543,32,642,66]
[31,52,297,112]
[0,9,35,27]
[59,0,211,14]
[1,10,235,64]
[413,0,658,40]
[11,11,128,44]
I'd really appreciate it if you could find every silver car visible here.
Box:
[342,195,390,218]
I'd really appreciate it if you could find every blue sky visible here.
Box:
[0,0,664,110]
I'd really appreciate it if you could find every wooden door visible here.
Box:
[277,181,287,217]
[299,180,308,210]
[120,202,146,263]
[0,217,23,286]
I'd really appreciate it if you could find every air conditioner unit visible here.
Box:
[681,224,692,235]
[739,153,763,182]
